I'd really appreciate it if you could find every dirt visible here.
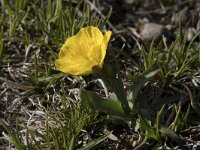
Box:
[0,0,200,149]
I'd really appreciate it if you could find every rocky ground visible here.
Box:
[0,0,200,149]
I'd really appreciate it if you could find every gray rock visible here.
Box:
[140,23,165,42]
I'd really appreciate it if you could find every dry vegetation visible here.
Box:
[0,0,200,149]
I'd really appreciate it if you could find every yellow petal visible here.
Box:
[55,26,112,76]
[100,31,112,64]
[55,56,94,75]
[59,26,104,58]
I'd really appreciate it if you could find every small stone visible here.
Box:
[123,0,135,4]
[140,23,165,42]
[187,28,196,41]
[108,133,119,141]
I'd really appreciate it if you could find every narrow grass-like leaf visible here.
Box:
[80,132,111,150]
[165,40,177,66]
[38,73,64,82]
[139,115,159,140]
[1,0,14,13]
[184,84,200,116]
[34,53,39,84]
[186,31,200,53]
[98,7,112,29]
[46,0,53,20]
[14,0,28,12]
[140,45,148,70]
[24,30,30,46]
[0,26,4,64]
[25,127,42,150]
[156,104,165,133]
[170,105,181,131]
[133,134,147,150]
[51,129,62,150]
[148,38,156,67]
[160,127,185,144]
[55,0,62,16]
[174,54,198,78]
[179,105,190,131]
[130,65,159,108]
[1,120,24,150]
[9,12,27,37]
[68,135,75,150]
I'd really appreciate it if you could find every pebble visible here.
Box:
[187,28,196,41]
[140,22,165,42]
[123,0,135,4]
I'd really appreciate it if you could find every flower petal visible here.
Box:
[59,26,104,58]
[55,56,94,75]
[100,31,112,63]
[55,26,112,76]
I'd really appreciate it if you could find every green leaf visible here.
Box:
[184,84,200,116]
[68,135,75,150]
[160,127,185,144]
[179,105,190,131]
[100,65,131,115]
[148,37,156,67]
[129,65,160,108]
[174,54,198,78]
[170,105,181,131]
[140,45,148,69]
[9,11,28,37]
[156,104,165,133]
[1,120,24,150]
[80,132,111,150]
[133,134,147,150]
[80,90,129,119]
[54,0,62,16]
[139,115,159,140]
[14,0,28,12]
[34,53,39,84]
[0,26,4,65]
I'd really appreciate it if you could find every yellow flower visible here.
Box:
[55,26,112,76]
